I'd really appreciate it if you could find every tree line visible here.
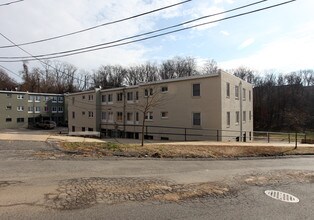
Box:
[0,57,313,132]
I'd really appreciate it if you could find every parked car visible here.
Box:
[36,121,57,129]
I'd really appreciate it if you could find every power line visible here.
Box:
[0,0,191,49]
[0,64,22,79]
[0,0,270,60]
[0,0,23,7]
[0,0,296,62]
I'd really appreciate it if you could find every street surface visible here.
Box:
[0,140,313,219]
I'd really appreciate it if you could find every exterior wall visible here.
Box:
[67,71,253,142]
[0,91,65,129]
[220,72,253,141]
[67,89,100,132]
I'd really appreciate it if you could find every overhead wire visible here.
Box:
[0,0,191,49]
[0,64,22,79]
[0,0,23,7]
[0,1,193,84]
[0,0,296,62]
[0,0,268,60]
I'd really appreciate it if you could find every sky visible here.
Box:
[0,0,313,82]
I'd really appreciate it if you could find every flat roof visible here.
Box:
[0,90,64,96]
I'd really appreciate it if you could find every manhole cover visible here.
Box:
[265,190,299,203]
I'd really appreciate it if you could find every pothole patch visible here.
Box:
[265,190,299,203]
[44,177,230,210]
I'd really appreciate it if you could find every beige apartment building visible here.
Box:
[0,91,66,129]
[67,71,253,141]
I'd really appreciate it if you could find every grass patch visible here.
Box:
[60,142,314,158]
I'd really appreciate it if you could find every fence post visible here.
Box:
[288,133,290,143]
[267,132,270,143]
[216,130,219,141]
[184,128,187,141]
[295,132,297,149]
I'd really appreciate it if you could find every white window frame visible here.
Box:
[145,112,153,121]
[192,83,200,97]
[17,106,24,111]
[52,106,58,113]
[101,112,107,121]
[58,96,64,103]
[126,112,133,124]
[88,111,94,118]
[108,112,114,122]
[17,94,24,99]
[235,86,239,99]
[35,106,41,113]
[116,112,123,122]
[161,86,168,93]
[58,106,63,113]
[28,106,33,113]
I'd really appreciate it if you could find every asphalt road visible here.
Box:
[0,140,313,220]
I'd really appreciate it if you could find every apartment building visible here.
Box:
[68,71,253,141]
[0,91,66,129]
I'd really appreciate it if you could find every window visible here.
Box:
[101,95,106,103]
[52,106,57,113]
[6,106,12,110]
[35,96,40,102]
[88,95,93,101]
[127,92,133,101]
[82,111,85,116]
[44,96,50,101]
[6,93,12,98]
[243,111,246,122]
[17,118,24,123]
[88,128,93,131]
[135,112,139,122]
[127,112,133,122]
[72,97,75,104]
[108,112,114,122]
[28,106,33,113]
[227,112,230,127]
[161,111,168,119]
[145,112,153,120]
[72,126,75,132]
[249,111,252,121]
[226,82,230,97]
[58,96,64,103]
[235,111,239,124]
[17,106,24,111]
[243,88,246,100]
[82,95,85,100]
[6,118,12,122]
[192,83,200,96]
[44,106,48,112]
[88,111,94,118]
[144,88,154,97]
[117,112,123,121]
[235,86,239,99]
[117,93,123,101]
[108,94,113,103]
[35,106,41,113]
[72,111,75,119]
[161,86,168,93]
[58,106,63,113]
[102,112,107,121]
[249,90,252,102]
[135,91,139,100]
[28,95,34,102]
[82,127,85,131]
[17,95,24,99]
[192,112,201,126]
[52,96,57,103]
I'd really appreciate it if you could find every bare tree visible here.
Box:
[135,85,168,146]
[0,68,18,90]
[93,65,126,89]
[202,59,219,75]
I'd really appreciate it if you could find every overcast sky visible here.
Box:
[0,0,313,81]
